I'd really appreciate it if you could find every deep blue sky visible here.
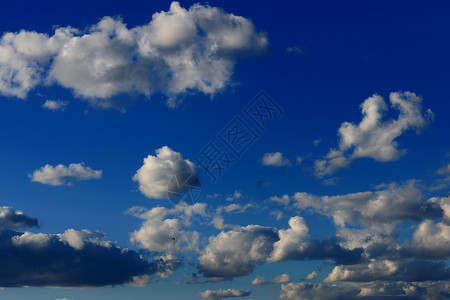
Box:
[0,1,449,299]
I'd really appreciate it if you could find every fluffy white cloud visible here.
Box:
[315,92,433,176]
[133,146,199,200]
[268,216,309,262]
[197,225,278,280]
[403,219,450,259]
[199,288,251,300]
[261,152,291,167]
[29,163,102,186]
[0,2,267,108]
[129,203,206,253]
[324,259,399,283]
[42,100,69,111]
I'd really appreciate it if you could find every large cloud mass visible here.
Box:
[0,207,176,287]
[0,1,268,108]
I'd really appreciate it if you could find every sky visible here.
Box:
[0,0,450,299]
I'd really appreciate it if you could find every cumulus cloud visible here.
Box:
[0,2,268,109]
[129,203,206,253]
[29,163,102,186]
[198,217,362,280]
[0,207,174,287]
[42,100,69,111]
[402,218,450,259]
[198,225,278,280]
[133,146,199,200]
[315,92,433,176]
[304,271,318,280]
[261,152,291,167]
[199,288,251,300]
[268,216,309,262]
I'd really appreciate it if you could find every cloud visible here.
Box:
[133,146,199,200]
[0,207,175,287]
[268,216,309,262]
[272,273,291,284]
[279,281,450,300]
[251,276,267,285]
[199,288,251,300]
[29,163,102,186]
[280,283,359,300]
[198,225,278,280]
[128,203,206,253]
[402,218,450,259]
[437,164,450,175]
[251,274,291,285]
[292,182,442,228]
[304,271,318,280]
[0,206,38,229]
[269,194,290,205]
[315,92,433,176]
[261,152,291,167]
[287,46,303,56]
[0,2,267,109]
[42,100,69,111]
[198,217,362,280]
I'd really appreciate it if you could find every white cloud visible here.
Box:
[42,100,69,111]
[199,288,251,300]
[304,271,318,280]
[269,194,290,205]
[251,275,267,285]
[29,163,102,186]
[261,152,291,167]
[0,2,267,109]
[133,146,199,199]
[129,203,206,253]
[197,225,278,280]
[403,219,450,259]
[272,273,291,284]
[225,190,242,201]
[280,283,358,300]
[315,92,433,176]
[268,216,309,262]
[292,182,441,228]
[324,259,399,283]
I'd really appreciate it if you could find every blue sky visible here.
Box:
[0,1,450,299]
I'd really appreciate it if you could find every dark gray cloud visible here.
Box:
[0,206,38,229]
[0,207,177,287]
